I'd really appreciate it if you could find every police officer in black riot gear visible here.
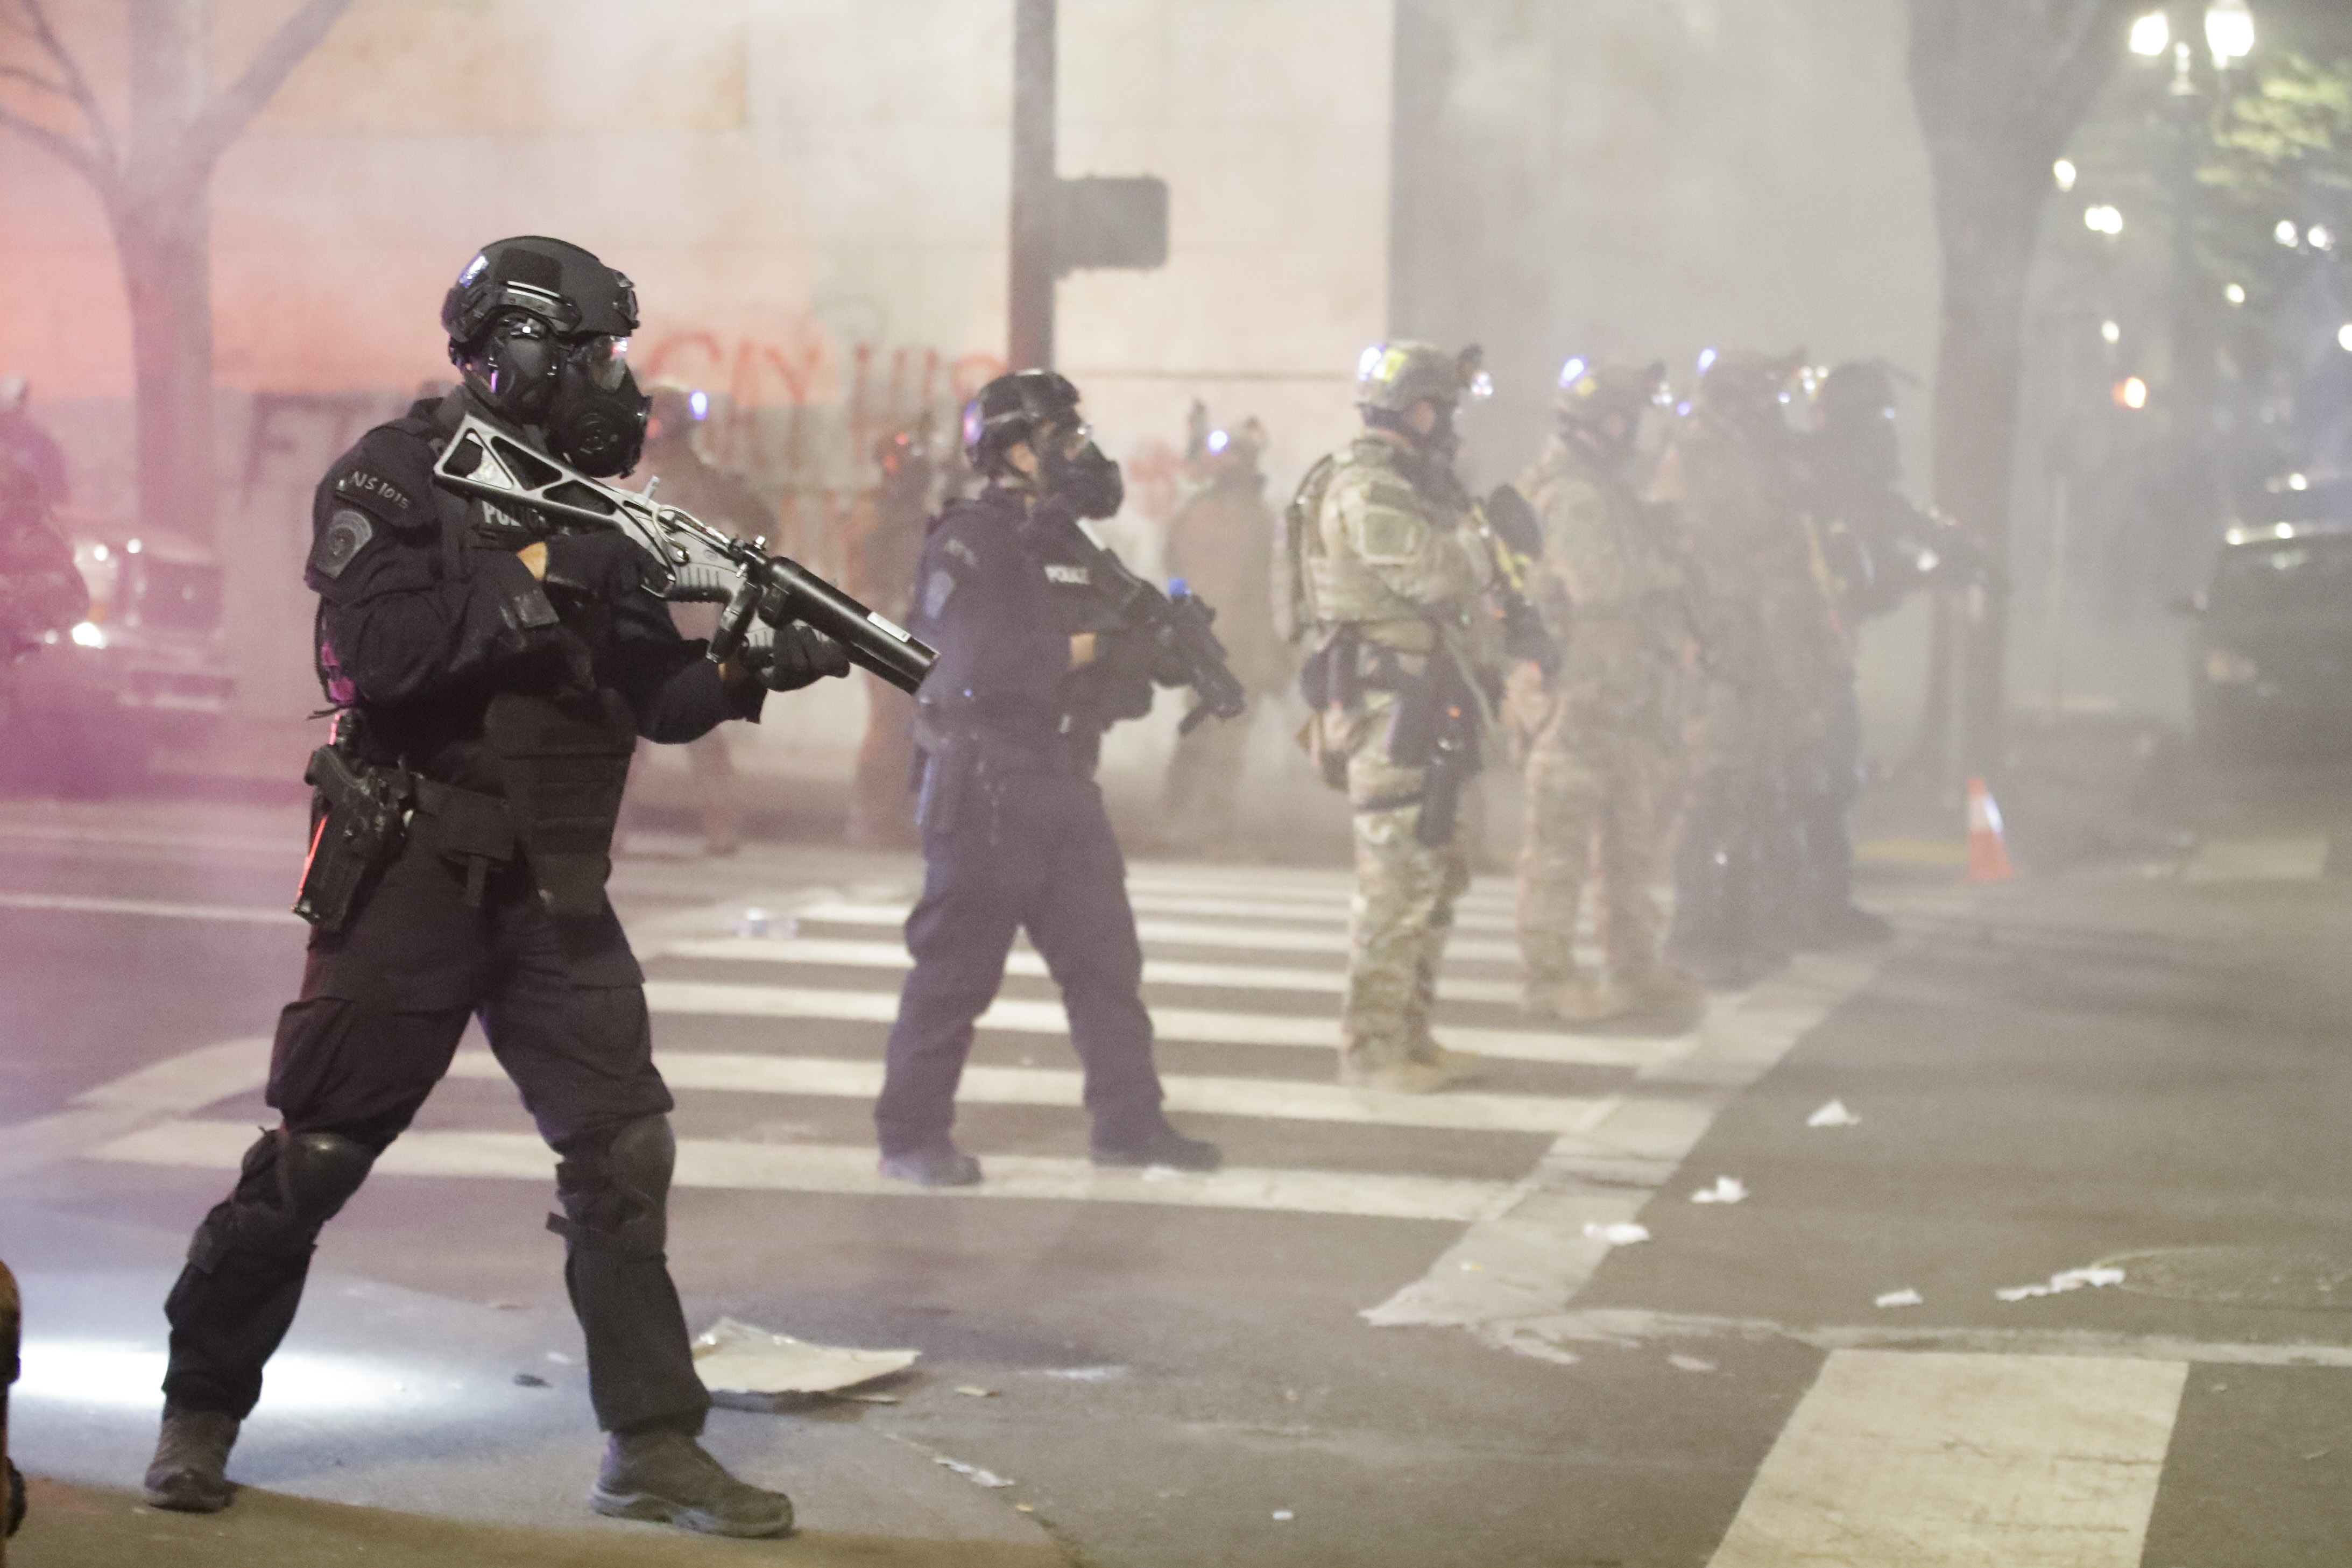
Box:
[874,370,1219,1186]
[144,237,845,1538]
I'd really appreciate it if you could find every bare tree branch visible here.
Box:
[9,0,118,173]
[0,61,68,96]
[0,97,110,193]
[180,0,354,172]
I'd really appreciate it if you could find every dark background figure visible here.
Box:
[843,418,939,850]
[873,370,1219,1186]
[0,449,90,670]
[143,237,846,1540]
[627,381,777,856]
[0,377,71,514]
[1793,359,1969,948]
[1651,349,1842,990]
[1158,405,1287,856]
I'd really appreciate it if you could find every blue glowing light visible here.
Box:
[1206,429,1230,455]
[1557,357,1588,390]
[688,389,709,421]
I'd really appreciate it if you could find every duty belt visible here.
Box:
[409,777,517,907]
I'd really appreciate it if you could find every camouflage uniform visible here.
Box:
[1160,418,1286,853]
[1295,346,1497,1088]
[1513,406,1691,1018]
[1651,351,1844,987]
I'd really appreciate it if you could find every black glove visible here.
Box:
[751,625,852,690]
[1485,484,1544,562]
[541,529,660,601]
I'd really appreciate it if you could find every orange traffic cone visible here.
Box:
[1966,775,2015,882]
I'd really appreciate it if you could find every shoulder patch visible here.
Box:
[1044,563,1090,586]
[334,465,414,515]
[921,568,957,620]
[311,508,375,580]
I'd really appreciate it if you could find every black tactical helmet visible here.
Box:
[1816,360,1901,432]
[441,236,640,354]
[962,369,1084,476]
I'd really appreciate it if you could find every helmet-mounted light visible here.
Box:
[1557,356,1590,391]
[688,389,709,421]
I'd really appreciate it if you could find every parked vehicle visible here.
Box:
[2179,513,2352,759]
[2,525,234,793]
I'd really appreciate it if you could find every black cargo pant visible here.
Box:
[874,762,1166,1156]
[160,813,709,1437]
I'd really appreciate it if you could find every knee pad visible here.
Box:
[549,1114,675,1258]
[188,1129,376,1270]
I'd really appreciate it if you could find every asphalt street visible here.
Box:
[5,793,2352,1566]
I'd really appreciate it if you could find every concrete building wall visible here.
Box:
[0,0,1393,809]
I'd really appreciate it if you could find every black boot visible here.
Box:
[1093,1119,1221,1171]
[591,1429,794,1538]
[144,1405,240,1513]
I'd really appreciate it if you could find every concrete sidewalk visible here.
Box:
[8,1475,1069,1567]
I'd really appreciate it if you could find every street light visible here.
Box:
[2053,158,2078,192]
[2276,219,2301,247]
[2339,323,2352,352]
[2101,319,2122,344]
[2205,0,2255,68]
[2129,11,2170,56]
[2085,204,2125,236]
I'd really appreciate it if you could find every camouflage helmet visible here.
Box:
[1357,341,1482,414]
[1696,348,1806,418]
[1554,357,1667,430]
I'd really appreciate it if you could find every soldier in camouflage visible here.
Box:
[1288,342,1503,1094]
[1650,349,1844,989]
[1513,358,1702,1025]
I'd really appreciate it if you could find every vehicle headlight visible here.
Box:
[2205,647,2258,686]
[69,621,107,649]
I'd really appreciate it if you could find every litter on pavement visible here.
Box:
[955,1385,997,1397]
[1807,1099,1862,1128]
[1272,1510,1296,1522]
[691,1317,921,1396]
[1996,1265,2127,1302]
[1668,1355,1717,1373]
[1583,1221,1651,1245]
[935,1456,1016,1488]
[1690,1176,1747,1205]
[1874,1288,1924,1309]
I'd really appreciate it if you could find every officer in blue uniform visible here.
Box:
[874,370,1220,1185]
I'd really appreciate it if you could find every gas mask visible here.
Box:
[545,334,649,477]
[1040,434,1125,520]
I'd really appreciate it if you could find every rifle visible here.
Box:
[1479,483,1563,678]
[1044,507,1248,736]
[429,413,937,693]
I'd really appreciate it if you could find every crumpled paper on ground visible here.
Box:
[1996,1265,2127,1303]
[1583,1221,1651,1246]
[692,1317,920,1397]
[1807,1099,1862,1128]
[1690,1177,1747,1205]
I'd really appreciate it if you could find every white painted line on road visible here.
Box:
[1363,952,1880,1346]
[790,900,1523,963]
[447,1050,1617,1134]
[642,980,1686,1070]
[1478,1306,2352,1368]
[89,1120,1518,1223]
[657,935,1534,1007]
[1706,1351,2185,1568]
[0,1036,273,1177]
[0,891,302,926]
[2181,834,2331,882]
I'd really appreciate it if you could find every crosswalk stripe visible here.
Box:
[1122,889,1519,934]
[658,935,1532,1007]
[447,1050,1616,1134]
[789,900,1522,964]
[1706,1351,2185,1567]
[89,1120,1518,1223]
[0,891,301,926]
[641,980,1686,1069]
